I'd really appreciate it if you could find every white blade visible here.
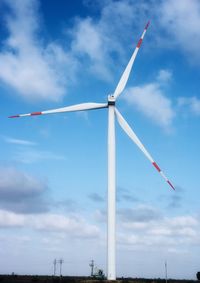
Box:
[113,21,150,100]
[9,102,108,118]
[115,108,175,190]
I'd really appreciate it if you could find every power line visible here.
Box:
[165,260,168,283]
[89,260,94,277]
[59,259,64,276]
[53,259,57,276]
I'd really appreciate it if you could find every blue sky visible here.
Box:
[0,0,200,279]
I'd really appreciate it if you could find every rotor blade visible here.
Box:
[113,21,150,100]
[115,108,175,190]
[9,102,108,118]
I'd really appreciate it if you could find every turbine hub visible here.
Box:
[108,95,115,106]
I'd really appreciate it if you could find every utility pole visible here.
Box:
[89,260,94,276]
[59,259,64,276]
[53,259,57,276]
[165,260,168,283]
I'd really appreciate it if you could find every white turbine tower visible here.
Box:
[9,22,175,280]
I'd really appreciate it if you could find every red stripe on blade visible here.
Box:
[145,21,150,30]
[31,112,42,116]
[152,162,161,172]
[137,38,143,48]
[167,180,175,190]
[8,115,20,118]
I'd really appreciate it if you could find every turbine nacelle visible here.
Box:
[107,95,115,106]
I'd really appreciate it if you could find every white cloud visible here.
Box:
[71,17,114,81]
[1,202,199,254]
[159,0,200,62]
[168,216,198,228]
[0,209,99,239]
[0,0,77,101]
[1,0,137,99]
[70,0,147,81]
[178,96,200,115]
[157,69,172,84]
[0,209,25,227]
[1,0,200,103]
[0,201,199,277]
[117,205,200,250]
[94,205,200,252]
[123,78,175,129]
[32,213,99,238]
[71,0,200,74]
[72,18,104,61]
[120,67,174,130]
[70,0,200,78]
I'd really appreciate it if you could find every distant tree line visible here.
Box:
[197,272,200,280]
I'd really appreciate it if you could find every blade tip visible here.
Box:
[8,115,20,118]
[167,180,175,190]
[145,21,150,30]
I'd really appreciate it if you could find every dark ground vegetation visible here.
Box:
[0,275,197,283]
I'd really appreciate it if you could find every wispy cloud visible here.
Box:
[167,186,184,209]
[178,96,200,116]
[55,198,79,212]
[117,187,139,203]
[14,148,65,164]
[3,136,37,146]
[88,192,104,203]
[118,205,162,223]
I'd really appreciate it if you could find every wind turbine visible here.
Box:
[9,21,175,280]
